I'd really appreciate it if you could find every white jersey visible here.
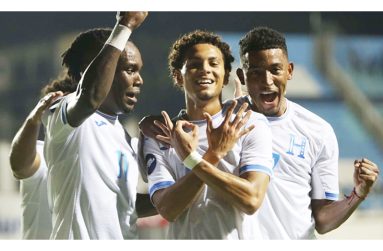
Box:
[19,140,52,239]
[143,102,273,239]
[237,96,339,239]
[43,93,139,239]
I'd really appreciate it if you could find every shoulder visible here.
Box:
[290,100,334,132]
[249,110,269,126]
[289,101,331,127]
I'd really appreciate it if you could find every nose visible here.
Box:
[134,73,144,86]
[199,61,212,74]
[264,70,274,86]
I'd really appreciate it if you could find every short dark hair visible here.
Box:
[168,30,234,77]
[41,28,112,96]
[239,27,288,62]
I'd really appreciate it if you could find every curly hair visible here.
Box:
[168,30,234,78]
[40,73,77,96]
[41,28,112,96]
[61,27,112,83]
[239,27,288,63]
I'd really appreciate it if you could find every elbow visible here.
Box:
[313,214,337,234]
[9,150,16,171]
[315,223,331,235]
[158,211,177,222]
[242,197,261,215]
[9,152,24,179]
[9,149,22,174]
[155,201,182,222]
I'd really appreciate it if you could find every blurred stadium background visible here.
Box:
[0,12,382,239]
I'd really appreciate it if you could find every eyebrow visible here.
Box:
[188,56,222,61]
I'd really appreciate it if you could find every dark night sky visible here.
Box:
[0,12,382,48]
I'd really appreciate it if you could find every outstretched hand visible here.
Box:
[29,91,64,124]
[204,100,254,162]
[353,158,380,197]
[155,111,199,160]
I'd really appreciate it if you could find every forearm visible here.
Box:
[192,153,268,215]
[80,47,120,109]
[136,193,158,218]
[9,117,40,179]
[312,192,364,234]
[153,173,204,221]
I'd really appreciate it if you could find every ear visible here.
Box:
[223,70,230,86]
[173,69,184,88]
[236,68,246,85]
[287,62,294,80]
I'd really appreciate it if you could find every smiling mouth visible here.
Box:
[197,79,214,85]
[260,91,278,103]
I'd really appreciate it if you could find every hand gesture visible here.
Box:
[155,111,199,160]
[117,11,148,30]
[204,100,254,162]
[28,91,63,125]
[353,158,380,197]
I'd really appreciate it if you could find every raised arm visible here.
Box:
[9,91,63,179]
[66,11,148,127]
[312,158,380,234]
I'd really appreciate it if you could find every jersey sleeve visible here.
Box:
[239,113,274,177]
[310,125,339,200]
[142,137,176,200]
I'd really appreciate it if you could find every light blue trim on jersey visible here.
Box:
[149,181,175,198]
[325,192,338,200]
[61,102,68,125]
[239,164,273,177]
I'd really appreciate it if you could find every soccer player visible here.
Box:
[42,12,150,239]
[235,26,380,239]
[9,27,120,239]
[141,30,273,239]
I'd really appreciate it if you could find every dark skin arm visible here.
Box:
[135,193,158,218]
[66,12,148,127]
[312,158,379,234]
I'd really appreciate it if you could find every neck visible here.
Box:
[185,97,222,121]
[277,97,288,117]
[98,103,117,116]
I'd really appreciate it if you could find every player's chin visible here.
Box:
[120,103,135,114]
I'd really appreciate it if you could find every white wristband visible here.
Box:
[183,151,203,170]
[106,24,132,51]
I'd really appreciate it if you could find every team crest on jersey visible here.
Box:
[146,154,157,175]
[286,134,307,159]
[95,120,107,126]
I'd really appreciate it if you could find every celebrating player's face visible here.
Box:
[243,48,293,117]
[111,43,144,114]
[177,43,227,103]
